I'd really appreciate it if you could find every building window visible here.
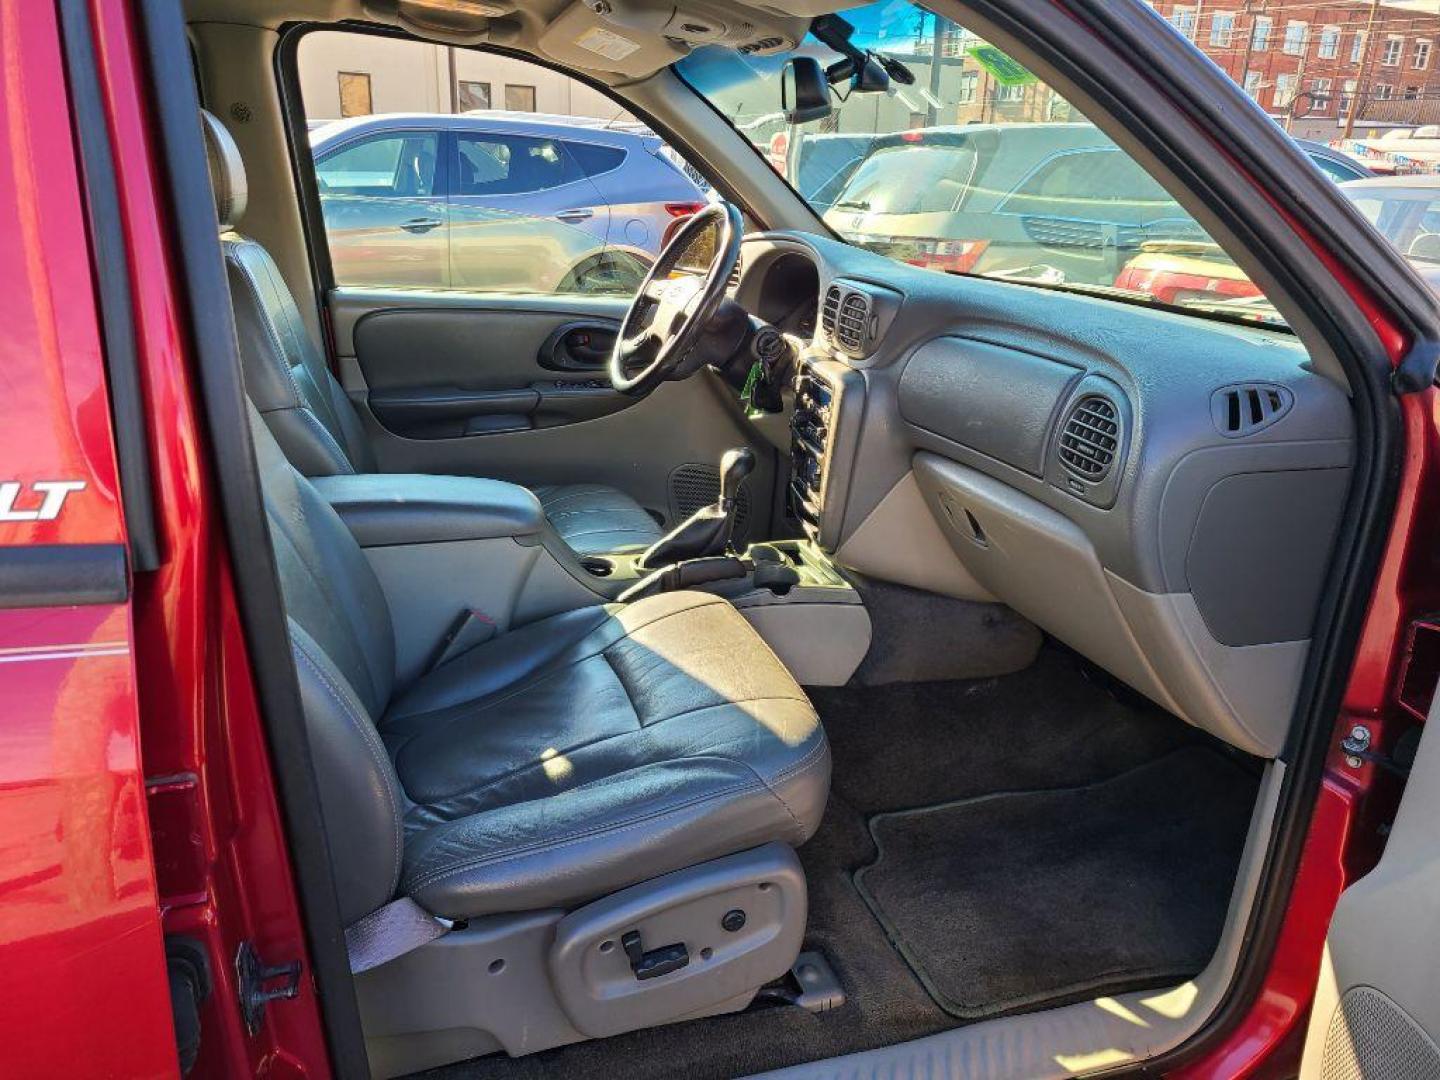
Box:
[457,80,491,111]
[1382,36,1404,67]
[958,70,978,103]
[503,84,537,112]
[1244,70,1262,98]
[1415,40,1432,69]
[996,82,1025,103]
[1210,12,1234,47]
[1170,5,1196,39]
[1251,15,1271,52]
[337,71,372,117]
[1376,83,1394,100]
[1340,78,1358,116]
[1404,85,1422,100]
[1274,73,1297,108]
[1352,30,1366,64]
[1310,77,1332,110]
[1283,21,1308,56]
[1317,26,1340,59]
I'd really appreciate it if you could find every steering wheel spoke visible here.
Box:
[618,328,656,361]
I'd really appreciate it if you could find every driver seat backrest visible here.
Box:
[203,110,376,476]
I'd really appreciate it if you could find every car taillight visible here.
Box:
[905,239,990,274]
[660,203,708,249]
[900,130,925,143]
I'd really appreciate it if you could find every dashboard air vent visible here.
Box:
[1058,395,1120,481]
[835,291,870,353]
[1212,383,1294,437]
[728,250,742,290]
[821,285,842,336]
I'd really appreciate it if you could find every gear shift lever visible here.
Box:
[639,446,755,568]
[719,446,755,514]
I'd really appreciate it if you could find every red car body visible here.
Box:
[0,3,1434,1079]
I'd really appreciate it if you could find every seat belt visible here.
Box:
[345,897,455,974]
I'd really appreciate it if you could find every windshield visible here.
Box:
[675,1,1289,329]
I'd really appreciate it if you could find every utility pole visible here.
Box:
[1343,0,1382,139]
[1237,0,1266,102]
[447,45,459,113]
[1288,21,1313,132]
[927,11,948,126]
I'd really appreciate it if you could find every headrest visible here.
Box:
[200,109,247,231]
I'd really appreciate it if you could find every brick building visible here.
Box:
[923,3,1440,139]
[1143,1,1440,137]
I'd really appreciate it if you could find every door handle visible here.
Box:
[555,207,595,223]
[399,217,443,233]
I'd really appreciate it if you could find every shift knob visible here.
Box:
[720,446,756,506]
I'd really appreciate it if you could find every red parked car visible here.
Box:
[5,2,1440,1080]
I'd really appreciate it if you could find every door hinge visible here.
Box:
[235,941,301,1036]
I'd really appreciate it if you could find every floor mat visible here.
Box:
[853,746,1259,1020]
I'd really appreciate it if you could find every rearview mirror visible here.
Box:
[781,57,832,124]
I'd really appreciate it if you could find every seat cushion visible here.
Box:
[532,483,664,556]
[380,591,829,919]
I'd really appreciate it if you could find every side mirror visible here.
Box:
[781,57,832,124]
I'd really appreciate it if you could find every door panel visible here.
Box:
[328,288,775,531]
[1299,697,1440,1077]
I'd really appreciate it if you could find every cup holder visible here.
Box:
[581,556,614,578]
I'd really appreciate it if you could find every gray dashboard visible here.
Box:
[735,231,1354,758]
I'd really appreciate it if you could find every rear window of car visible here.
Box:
[1001,149,1177,214]
[567,141,627,178]
[835,145,978,215]
[455,134,576,196]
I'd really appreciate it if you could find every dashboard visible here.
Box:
[731,231,1354,760]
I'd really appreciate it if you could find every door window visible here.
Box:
[316,133,439,197]
[297,30,711,297]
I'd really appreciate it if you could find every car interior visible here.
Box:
[180,1,1361,1077]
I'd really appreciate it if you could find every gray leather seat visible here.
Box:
[203,111,664,558]
[251,409,829,925]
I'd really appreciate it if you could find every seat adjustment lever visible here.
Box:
[620,929,689,981]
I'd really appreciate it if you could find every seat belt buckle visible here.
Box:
[428,609,496,672]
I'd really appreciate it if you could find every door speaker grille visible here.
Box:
[1320,986,1440,1080]
[669,464,752,544]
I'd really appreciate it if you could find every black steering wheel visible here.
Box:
[609,201,743,396]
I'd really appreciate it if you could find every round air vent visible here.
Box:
[1058,395,1120,481]
[835,291,870,354]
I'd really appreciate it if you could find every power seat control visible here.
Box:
[620,929,690,981]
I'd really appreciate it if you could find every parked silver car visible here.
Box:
[309,112,707,295]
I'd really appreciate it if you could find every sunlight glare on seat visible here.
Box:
[541,747,574,783]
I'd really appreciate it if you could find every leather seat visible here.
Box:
[203,110,664,558]
[251,408,829,925]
